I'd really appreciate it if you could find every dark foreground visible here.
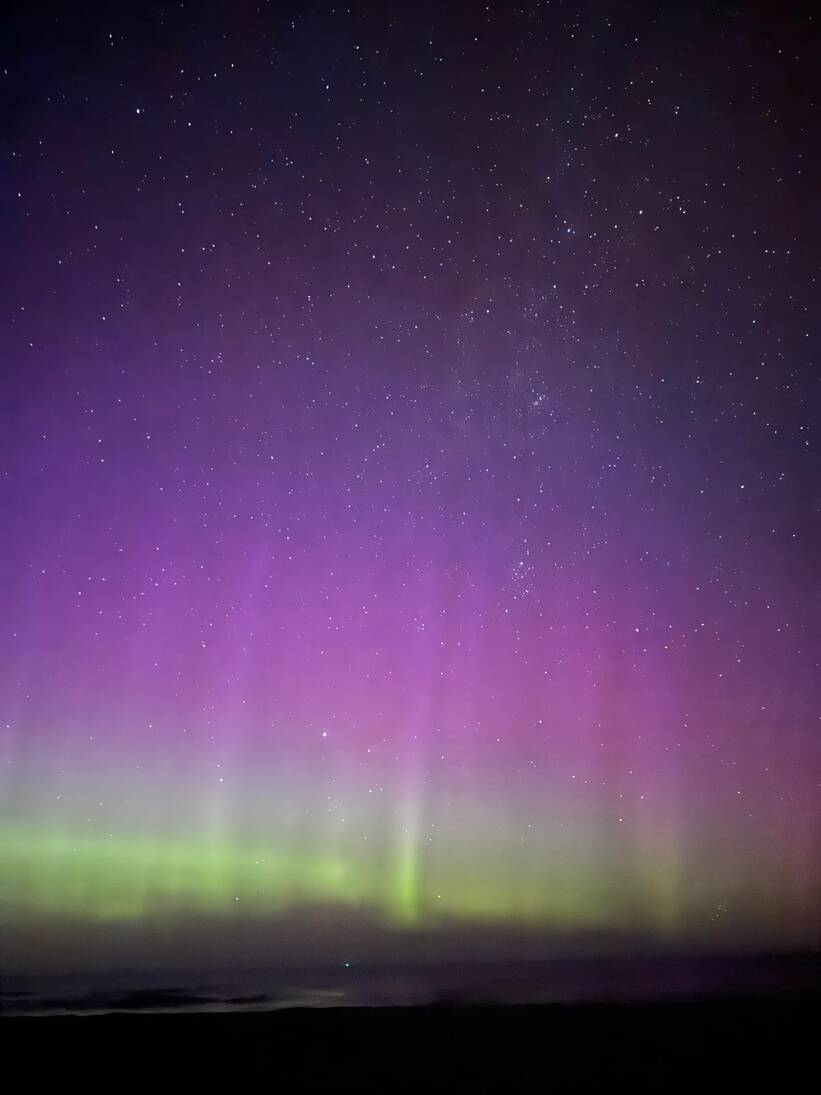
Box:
[3,998,818,1087]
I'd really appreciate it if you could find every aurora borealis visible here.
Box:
[1,2,819,975]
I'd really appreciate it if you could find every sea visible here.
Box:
[1,953,817,1015]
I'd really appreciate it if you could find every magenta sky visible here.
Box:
[1,1,818,973]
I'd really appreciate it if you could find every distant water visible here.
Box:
[1,954,817,1016]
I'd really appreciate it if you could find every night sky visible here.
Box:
[1,2,818,975]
